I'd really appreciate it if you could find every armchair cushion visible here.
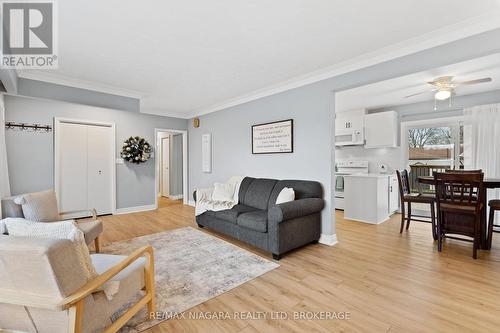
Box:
[78,219,103,245]
[14,190,60,222]
[268,198,325,223]
[91,254,146,315]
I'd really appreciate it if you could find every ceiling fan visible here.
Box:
[404,75,492,109]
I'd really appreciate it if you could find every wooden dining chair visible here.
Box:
[396,170,436,240]
[434,172,484,259]
[487,200,500,249]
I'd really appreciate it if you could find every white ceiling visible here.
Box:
[336,53,500,112]
[18,0,500,118]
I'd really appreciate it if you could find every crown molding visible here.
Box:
[17,71,145,99]
[187,10,500,118]
[139,107,190,119]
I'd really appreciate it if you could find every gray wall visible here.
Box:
[0,68,18,94]
[337,89,500,174]
[5,95,187,209]
[170,134,183,196]
[17,78,140,113]
[189,28,500,238]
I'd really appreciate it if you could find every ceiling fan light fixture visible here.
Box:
[435,89,451,101]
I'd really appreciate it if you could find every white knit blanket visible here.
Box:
[195,176,244,216]
[2,218,119,300]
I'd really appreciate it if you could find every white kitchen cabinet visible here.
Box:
[335,109,366,146]
[364,111,399,148]
[335,109,365,135]
[389,175,399,214]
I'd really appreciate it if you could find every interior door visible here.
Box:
[58,122,88,213]
[162,136,170,197]
[87,125,113,214]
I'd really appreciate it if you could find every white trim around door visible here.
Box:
[154,128,188,208]
[54,117,117,216]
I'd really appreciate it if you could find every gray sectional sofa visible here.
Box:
[194,177,324,259]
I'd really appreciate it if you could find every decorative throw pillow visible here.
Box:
[14,190,60,222]
[276,187,295,204]
[212,182,235,202]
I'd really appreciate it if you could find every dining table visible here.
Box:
[418,176,500,250]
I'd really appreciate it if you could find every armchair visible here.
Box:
[1,191,103,252]
[0,235,155,333]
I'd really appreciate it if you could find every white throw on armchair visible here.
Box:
[1,190,104,252]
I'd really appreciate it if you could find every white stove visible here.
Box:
[334,160,369,210]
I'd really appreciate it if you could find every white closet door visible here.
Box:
[58,122,88,213]
[87,125,113,215]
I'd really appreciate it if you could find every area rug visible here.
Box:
[104,227,279,332]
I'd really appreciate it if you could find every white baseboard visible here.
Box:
[168,194,184,200]
[114,204,156,215]
[319,233,338,246]
[188,200,196,207]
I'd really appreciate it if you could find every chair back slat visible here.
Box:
[396,170,411,196]
[434,172,483,208]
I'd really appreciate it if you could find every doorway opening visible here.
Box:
[154,129,188,208]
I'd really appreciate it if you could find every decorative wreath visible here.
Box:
[121,136,152,164]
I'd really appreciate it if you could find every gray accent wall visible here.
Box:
[189,28,500,237]
[5,95,187,209]
[17,78,140,113]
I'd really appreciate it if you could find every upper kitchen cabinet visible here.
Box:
[364,111,399,148]
[335,109,366,146]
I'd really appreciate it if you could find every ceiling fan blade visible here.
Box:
[427,76,454,86]
[404,91,429,98]
[456,78,492,85]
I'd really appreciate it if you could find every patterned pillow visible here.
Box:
[14,190,60,222]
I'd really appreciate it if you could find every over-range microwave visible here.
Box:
[335,129,364,146]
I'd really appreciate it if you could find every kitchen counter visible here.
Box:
[343,173,390,178]
[343,173,398,224]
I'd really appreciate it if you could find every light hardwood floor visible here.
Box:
[93,198,500,332]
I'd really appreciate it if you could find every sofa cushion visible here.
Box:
[215,204,257,223]
[237,210,268,233]
[242,178,277,210]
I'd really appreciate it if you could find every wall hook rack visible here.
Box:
[5,121,52,132]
